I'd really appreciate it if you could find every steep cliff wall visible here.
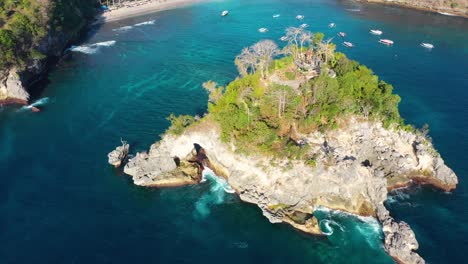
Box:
[0,0,98,105]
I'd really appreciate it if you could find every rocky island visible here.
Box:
[115,28,458,264]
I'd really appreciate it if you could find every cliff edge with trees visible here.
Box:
[118,28,458,264]
[0,0,98,104]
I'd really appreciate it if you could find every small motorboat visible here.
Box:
[343,41,354,48]
[273,14,280,18]
[280,36,288,41]
[370,29,383,35]
[420,42,434,49]
[328,23,336,28]
[258,27,268,33]
[221,10,229,16]
[296,15,304,20]
[338,32,346,37]
[379,39,394,45]
[300,23,308,28]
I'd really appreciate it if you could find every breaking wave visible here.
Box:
[68,40,116,54]
[113,25,133,32]
[134,20,156,26]
[194,169,235,218]
[319,219,344,236]
[19,97,50,111]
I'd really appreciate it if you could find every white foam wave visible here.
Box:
[319,219,344,236]
[113,25,134,32]
[134,20,156,26]
[194,168,235,218]
[19,97,50,111]
[69,40,116,54]
[314,205,380,234]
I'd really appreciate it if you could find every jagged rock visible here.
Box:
[0,69,30,102]
[377,205,425,264]
[107,141,130,167]
[118,118,458,263]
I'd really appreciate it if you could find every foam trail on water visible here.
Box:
[19,97,50,111]
[195,168,235,218]
[134,20,156,26]
[69,40,116,54]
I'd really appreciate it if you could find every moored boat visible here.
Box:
[379,39,394,45]
[420,42,434,49]
[370,29,383,35]
[273,14,280,18]
[338,32,346,37]
[296,15,304,20]
[343,41,354,48]
[221,10,229,16]
[280,36,288,41]
[300,23,308,28]
[328,23,336,28]
[258,27,268,33]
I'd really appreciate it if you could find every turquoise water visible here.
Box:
[1,0,467,263]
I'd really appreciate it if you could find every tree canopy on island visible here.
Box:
[170,27,404,160]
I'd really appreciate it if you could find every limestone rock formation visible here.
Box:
[107,140,130,167]
[0,69,30,104]
[117,118,457,263]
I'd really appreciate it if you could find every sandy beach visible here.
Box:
[95,0,210,24]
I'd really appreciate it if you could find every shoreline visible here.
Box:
[94,0,211,25]
[357,0,467,19]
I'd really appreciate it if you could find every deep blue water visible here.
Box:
[1,0,467,263]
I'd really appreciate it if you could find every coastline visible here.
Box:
[357,0,468,18]
[94,0,211,25]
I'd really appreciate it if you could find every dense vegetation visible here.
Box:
[169,28,404,160]
[0,0,98,72]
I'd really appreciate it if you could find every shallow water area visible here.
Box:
[1,0,467,263]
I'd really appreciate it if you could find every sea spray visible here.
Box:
[194,169,235,218]
[314,206,383,248]
[69,40,116,55]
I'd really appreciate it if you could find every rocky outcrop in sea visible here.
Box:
[116,117,457,264]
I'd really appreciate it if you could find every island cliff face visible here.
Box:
[123,117,456,263]
[0,0,98,105]
[357,0,468,17]
[116,32,458,263]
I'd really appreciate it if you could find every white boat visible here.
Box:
[343,41,354,48]
[280,36,288,41]
[221,10,229,16]
[273,14,280,18]
[300,23,308,28]
[370,29,383,35]
[338,32,346,37]
[328,23,336,28]
[379,39,394,45]
[258,27,268,33]
[420,42,434,49]
[296,15,304,20]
